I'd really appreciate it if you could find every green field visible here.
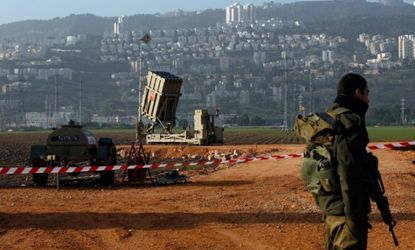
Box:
[367,126,415,141]
[1,126,413,144]
[224,126,415,143]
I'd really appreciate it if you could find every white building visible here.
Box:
[253,51,266,65]
[271,86,282,102]
[25,112,52,128]
[25,108,77,128]
[226,3,256,24]
[113,16,125,35]
[226,3,242,24]
[239,90,250,105]
[66,36,79,46]
[243,4,256,23]
[322,50,335,63]
[1,81,32,93]
[398,34,415,59]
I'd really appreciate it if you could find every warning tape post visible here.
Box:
[0,141,413,176]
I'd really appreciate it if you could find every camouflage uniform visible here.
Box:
[318,101,371,250]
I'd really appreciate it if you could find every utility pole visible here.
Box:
[308,69,313,113]
[54,74,58,116]
[298,94,305,117]
[401,96,406,124]
[281,51,288,131]
[136,33,151,143]
[19,87,26,128]
[44,79,50,128]
[79,76,83,124]
[137,40,143,125]
[45,95,49,129]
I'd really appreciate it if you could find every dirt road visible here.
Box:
[0,144,414,249]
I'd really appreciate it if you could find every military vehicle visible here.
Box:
[29,120,116,186]
[141,71,224,145]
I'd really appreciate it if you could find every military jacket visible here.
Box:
[317,103,371,222]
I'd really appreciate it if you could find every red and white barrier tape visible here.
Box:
[366,141,415,150]
[0,141,413,176]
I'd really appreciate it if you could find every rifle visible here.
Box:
[368,153,399,246]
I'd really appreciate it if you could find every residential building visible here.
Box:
[243,4,256,23]
[322,50,335,62]
[226,3,256,24]
[398,34,415,59]
[239,90,250,105]
[113,16,125,35]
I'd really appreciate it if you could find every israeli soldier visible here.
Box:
[322,73,371,249]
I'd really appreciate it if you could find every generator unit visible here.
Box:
[29,120,116,186]
[192,109,224,145]
[141,71,223,145]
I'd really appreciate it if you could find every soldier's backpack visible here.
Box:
[294,108,349,201]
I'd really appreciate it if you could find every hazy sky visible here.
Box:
[0,0,411,25]
[0,0,274,25]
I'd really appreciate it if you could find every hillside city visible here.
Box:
[0,0,414,130]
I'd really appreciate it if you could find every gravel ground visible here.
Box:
[0,132,414,249]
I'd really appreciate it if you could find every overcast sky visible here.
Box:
[0,0,411,25]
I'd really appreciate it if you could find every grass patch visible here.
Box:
[0,126,413,143]
[226,126,415,142]
[367,126,415,141]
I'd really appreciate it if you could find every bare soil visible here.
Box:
[0,138,414,249]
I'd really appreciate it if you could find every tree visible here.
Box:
[178,118,188,129]
[237,114,250,126]
[367,107,396,125]
[250,116,265,126]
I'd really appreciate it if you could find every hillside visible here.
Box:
[0,10,224,40]
[1,1,415,39]
[261,1,413,22]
